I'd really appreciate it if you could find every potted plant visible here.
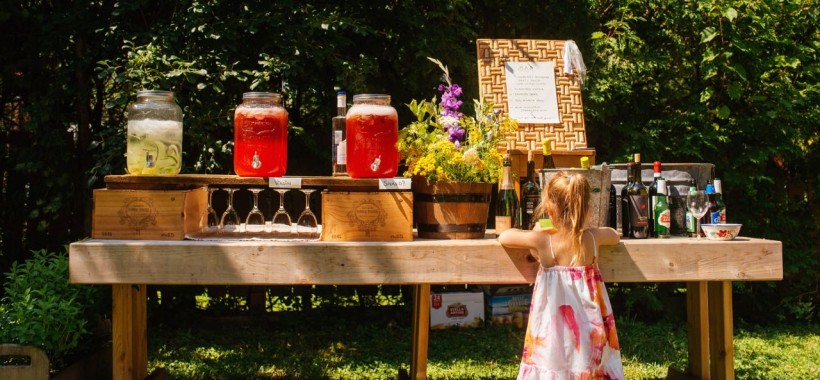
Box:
[398,58,518,239]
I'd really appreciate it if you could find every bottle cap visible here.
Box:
[713,178,723,194]
[580,157,590,169]
[657,179,667,195]
[541,139,552,155]
[634,153,641,163]
[705,184,715,194]
[653,161,661,172]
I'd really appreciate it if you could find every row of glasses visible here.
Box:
[205,187,319,239]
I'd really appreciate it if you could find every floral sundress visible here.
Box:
[517,231,624,380]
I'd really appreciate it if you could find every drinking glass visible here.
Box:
[206,187,220,232]
[220,188,241,233]
[686,190,708,239]
[296,189,319,239]
[271,189,292,237]
[245,188,266,234]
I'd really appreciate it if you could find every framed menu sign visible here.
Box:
[477,39,588,153]
[504,61,561,124]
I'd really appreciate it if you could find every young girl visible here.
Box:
[499,171,624,379]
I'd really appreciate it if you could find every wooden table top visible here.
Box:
[69,236,782,285]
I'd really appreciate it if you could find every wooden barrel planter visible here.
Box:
[413,179,493,239]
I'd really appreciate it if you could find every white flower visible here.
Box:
[439,116,460,127]
[462,147,480,166]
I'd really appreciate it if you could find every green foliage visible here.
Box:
[0,250,104,368]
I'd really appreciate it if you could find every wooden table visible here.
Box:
[69,236,782,380]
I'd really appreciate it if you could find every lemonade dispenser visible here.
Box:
[126,90,183,175]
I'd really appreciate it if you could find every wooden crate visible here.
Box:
[321,191,413,242]
[92,188,207,240]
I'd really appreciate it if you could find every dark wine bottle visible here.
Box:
[627,156,649,238]
[495,153,519,234]
[332,90,347,176]
[541,139,555,169]
[520,150,541,230]
[621,162,634,237]
[647,161,662,237]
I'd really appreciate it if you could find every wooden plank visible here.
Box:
[0,344,49,380]
[410,284,431,380]
[69,237,782,285]
[709,281,734,380]
[112,284,147,380]
[686,281,710,379]
[104,174,391,191]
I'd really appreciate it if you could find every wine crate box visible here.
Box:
[484,285,533,328]
[92,188,207,240]
[430,291,485,330]
[321,191,413,242]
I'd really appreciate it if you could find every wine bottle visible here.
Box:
[541,139,555,170]
[495,153,519,234]
[685,179,698,237]
[520,150,541,230]
[714,178,727,223]
[621,162,634,237]
[627,156,649,238]
[647,161,662,237]
[608,183,618,229]
[703,183,720,225]
[653,179,671,238]
[332,90,347,176]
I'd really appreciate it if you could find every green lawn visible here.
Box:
[147,307,819,379]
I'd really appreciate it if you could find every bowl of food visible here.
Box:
[700,224,742,241]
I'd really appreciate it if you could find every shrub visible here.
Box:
[0,249,104,368]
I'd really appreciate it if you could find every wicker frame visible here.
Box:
[476,39,587,153]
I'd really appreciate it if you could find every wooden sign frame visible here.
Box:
[476,39,587,153]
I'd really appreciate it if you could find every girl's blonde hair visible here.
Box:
[534,171,592,256]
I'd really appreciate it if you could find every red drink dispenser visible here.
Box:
[345,94,399,178]
[234,92,288,177]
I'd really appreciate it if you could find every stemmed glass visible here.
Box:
[245,188,266,234]
[271,189,292,237]
[686,190,708,239]
[206,187,220,233]
[296,189,319,239]
[220,188,241,234]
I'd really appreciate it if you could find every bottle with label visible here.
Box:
[627,155,649,238]
[653,179,671,238]
[703,183,720,225]
[541,139,556,170]
[621,162,633,237]
[520,150,541,230]
[685,179,698,237]
[496,153,519,234]
[714,178,727,223]
[332,90,347,176]
[647,161,662,237]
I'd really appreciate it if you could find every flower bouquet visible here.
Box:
[397,58,518,184]
[398,58,518,239]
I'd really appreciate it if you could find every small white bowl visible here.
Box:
[701,224,742,241]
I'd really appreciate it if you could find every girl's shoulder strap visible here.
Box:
[586,229,599,262]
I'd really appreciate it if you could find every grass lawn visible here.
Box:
[147,306,819,379]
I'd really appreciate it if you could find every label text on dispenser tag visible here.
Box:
[379,178,412,190]
[269,177,302,189]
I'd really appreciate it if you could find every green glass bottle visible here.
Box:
[653,179,671,238]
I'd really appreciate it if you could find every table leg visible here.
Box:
[708,281,734,380]
[686,281,710,379]
[112,284,148,380]
[410,284,431,380]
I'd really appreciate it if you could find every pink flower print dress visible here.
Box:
[517,231,624,380]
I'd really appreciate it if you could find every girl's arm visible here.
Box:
[593,227,621,246]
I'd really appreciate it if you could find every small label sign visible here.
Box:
[269,177,302,189]
[379,178,411,190]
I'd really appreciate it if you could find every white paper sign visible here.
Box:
[268,177,302,189]
[379,178,412,190]
[504,61,561,124]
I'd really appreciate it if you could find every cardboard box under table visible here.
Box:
[430,291,485,330]
[321,179,413,242]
